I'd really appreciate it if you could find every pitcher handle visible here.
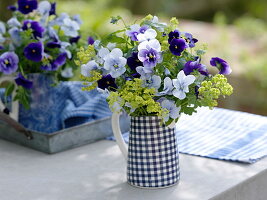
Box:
[111,112,128,160]
[0,76,19,121]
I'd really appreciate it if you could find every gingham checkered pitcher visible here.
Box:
[112,113,180,188]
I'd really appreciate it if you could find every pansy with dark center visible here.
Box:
[184,32,198,48]
[183,60,209,76]
[18,0,38,15]
[139,48,160,69]
[15,73,33,89]
[0,52,19,74]
[210,57,232,75]
[168,29,181,44]
[24,42,43,62]
[97,74,117,91]
[49,2,56,15]
[169,38,188,56]
[22,20,45,39]
[127,52,143,71]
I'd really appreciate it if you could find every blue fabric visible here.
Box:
[0,82,112,133]
[107,108,267,164]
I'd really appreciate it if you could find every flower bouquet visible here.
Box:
[76,15,234,188]
[77,15,233,125]
[0,0,84,109]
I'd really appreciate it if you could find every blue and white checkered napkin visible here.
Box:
[108,108,267,163]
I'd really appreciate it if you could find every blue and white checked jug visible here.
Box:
[112,113,180,188]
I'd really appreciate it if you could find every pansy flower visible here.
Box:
[87,36,95,45]
[69,36,81,44]
[15,73,33,89]
[0,52,19,74]
[161,99,181,122]
[168,30,181,44]
[18,0,38,15]
[22,20,45,39]
[97,74,117,91]
[183,60,208,76]
[184,32,198,48]
[210,57,232,75]
[103,48,127,78]
[127,52,143,71]
[41,52,67,71]
[172,70,195,100]
[138,39,162,70]
[24,42,43,62]
[126,24,149,41]
[169,38,188,56]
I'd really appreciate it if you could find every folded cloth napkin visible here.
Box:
[107,108,267,163]
[0,82,111,133]
[60,82,111,129]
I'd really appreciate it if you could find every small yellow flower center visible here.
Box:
[114,64,118,68]
[175,45,178,49]
[4,60,9,65]
[25,5,29,9]
[106,81,110,85]
[32,49,36,53]
[149,54,154,59]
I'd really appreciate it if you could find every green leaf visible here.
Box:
[5,83,15,97]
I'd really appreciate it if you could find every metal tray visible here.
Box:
[0,112,129,154]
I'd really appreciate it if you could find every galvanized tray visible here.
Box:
[0,112,129,154]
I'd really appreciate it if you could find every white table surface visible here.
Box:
[0,139,267,200]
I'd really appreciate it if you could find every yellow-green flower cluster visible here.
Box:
[108,79,168,117]
[75,45,95,66]
[80,71,102,91]
[198,74,233,108]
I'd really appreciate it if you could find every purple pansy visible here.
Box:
[169,38,188,56]
[7,5,17,11]
[127,52,143,71]
[210,57,232,75]
[184,32,198,48]
[138,39,162,70]
[18,0,38,15]
[183,60,209,76]
[69,36,80,44]
[46,40,61,48]
[168,29,181,44]
[15,73,33,89]
[0,52,19,74]
[24,42,43,62]
[126,24,149,41]
[22,20,45,39]
[49,2,56,15]
[41,53,67,71]
[97,74,117,91]
[88,36,95,45]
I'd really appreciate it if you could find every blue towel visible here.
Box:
[0,82,112,133]
[60,82,111,129]
[107,108,267,163]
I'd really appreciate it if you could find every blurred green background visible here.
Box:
[1,0,267,115]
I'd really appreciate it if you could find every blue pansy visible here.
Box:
[172,70,195,100]
[0,52,19,74]
[138,39,162,70]
[161,99,181,122]
[103,48,127,78]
